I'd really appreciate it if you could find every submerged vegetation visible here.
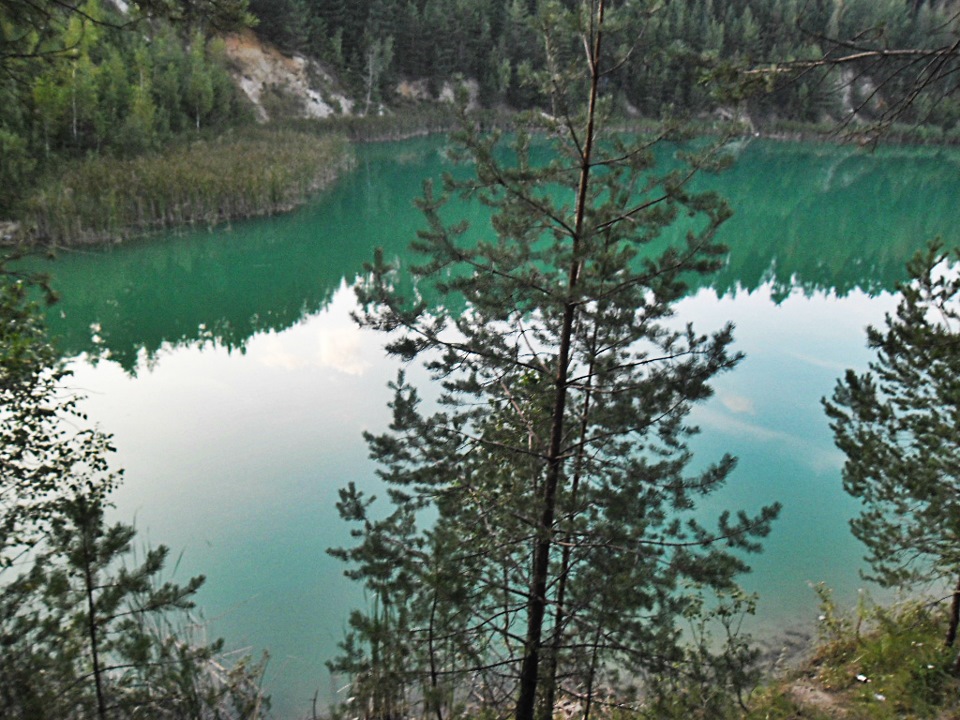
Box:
[19,129,353,245]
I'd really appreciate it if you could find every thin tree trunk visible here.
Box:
[540,323,599,720]
[428,590,444,720]
[582,623,604,720]
[515,5,605,719]
[72,66,78,142]
[365,46,376,116]
[80,501,108,720]
[948,573,960,647]
[948,572,960,674]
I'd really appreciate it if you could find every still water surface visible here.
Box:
[35,136,960,718]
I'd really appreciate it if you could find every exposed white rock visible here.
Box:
[222,31,354,122]
[0,221,21,243]
[395,79,432,102]
[838,67,881,122]
[439,78,480,110]
[394,77,480,110]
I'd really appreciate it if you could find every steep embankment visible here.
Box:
[220,29,478,124]
[222,30,355,121]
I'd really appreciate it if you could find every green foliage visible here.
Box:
[0,493,270,719]
[0,263,269,718]
[331,3,778,719]
[0,0,252,71]
[246,0,959,128]
[0,262,119,561]
[747,593,960,720]
[186,30,217,131]
[824,241,960,599]
[0,0,253,217]
[642,589,763,720]
[813,601,956,718]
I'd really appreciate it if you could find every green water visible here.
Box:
[30,136,960,719]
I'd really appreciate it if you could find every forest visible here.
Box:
[250,0,960,124]
[1,1,244,212]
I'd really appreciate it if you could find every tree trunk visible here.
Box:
[948,572,960,674]
[72,67,78,142]
[428,590,444,720]
[948,573,960,647]
[515,303,576,720]
[80,501,108,720]
[582,624,604,720]
[540,325,599,720]
[515,5,604,719]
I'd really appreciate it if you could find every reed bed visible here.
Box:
[22,129,354,245]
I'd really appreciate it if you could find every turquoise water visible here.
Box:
[32,136,960,718]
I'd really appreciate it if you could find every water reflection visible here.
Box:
[26,136,960,718]
[704,143,960,299]
[32,137,960,374]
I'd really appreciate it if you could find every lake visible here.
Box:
[32,136,960,719]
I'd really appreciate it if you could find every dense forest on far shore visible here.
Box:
[251,0,960,127]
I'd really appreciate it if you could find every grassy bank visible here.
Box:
[277,104,528,142]
[289,105,960,149]
[19,129,354,246]
[756,118,960,146]
[744,593,960,720]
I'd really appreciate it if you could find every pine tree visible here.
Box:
[0,493,270,719]
[0,263,269,719]
[0,267,119,566]
[331,2,779,719]
[824,241,960,662]
[185,31,215,131]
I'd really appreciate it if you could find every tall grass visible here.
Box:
[743,590,960,720]
[21,129,354,245]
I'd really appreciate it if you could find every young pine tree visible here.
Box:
[0,262,268,720]
[825,241,960,665]
[0,494,270,719]
[331,2,779,719]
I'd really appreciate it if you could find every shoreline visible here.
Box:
[4,110,957,249]
[5,129,355,249]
